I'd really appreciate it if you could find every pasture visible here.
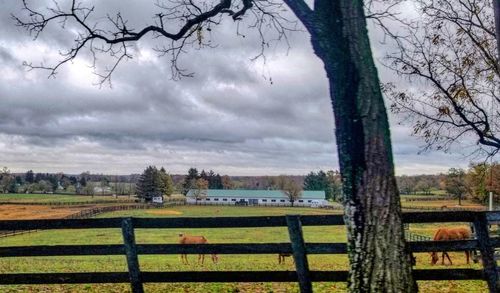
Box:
[0,205,490,292]
[0,204,88,220]
[0,193,134,204]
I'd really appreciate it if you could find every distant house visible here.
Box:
[185,189,326,207]
[93,186,113,194]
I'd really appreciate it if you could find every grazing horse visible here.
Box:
[278,253,292,264]
[430,227,471,265]
[178,233,218,265]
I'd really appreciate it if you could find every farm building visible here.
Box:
[185,189,327,207]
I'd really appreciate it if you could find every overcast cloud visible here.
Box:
[0,0,469,175]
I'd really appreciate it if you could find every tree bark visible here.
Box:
[494,0,500,64]
[295,1,417,291]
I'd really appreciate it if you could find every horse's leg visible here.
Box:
[445,252,452,265]
[465,250,470,264]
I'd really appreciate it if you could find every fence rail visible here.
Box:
[0,211,499,293]
[0,204,158,238]
[402,205,485,212]
[403,196,454,201]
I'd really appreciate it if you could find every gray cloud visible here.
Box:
[0,0,468,175]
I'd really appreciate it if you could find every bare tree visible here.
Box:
[13,0,416,291]
[193,178,208,204]
[445,168,468,205]
[277,175,302,206]
[385,0,500,158]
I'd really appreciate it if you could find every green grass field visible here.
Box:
[0,193,134,203]
[0,205,489,292]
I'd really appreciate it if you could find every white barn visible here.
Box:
[185,189,327,207]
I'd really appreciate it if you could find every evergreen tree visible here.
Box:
[79,176,87,187]
[182,167,199,195]
[304,171,320,190]
[214,174,223,189]
[136,166,162,202]
[47,174,58,192]
[25,170,34,184]
[34,173,43,183]
[69,176,78,186]
[135,166,174,201]
[159,167,174,196]
[304,170,341,201]
[207,170,216,188]
[200,170,208,181]
[15,175,23,185]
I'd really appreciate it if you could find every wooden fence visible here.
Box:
[403,196,454,202]
[402,205,485,212]
[0,211,499,293]
[0,204,156,238]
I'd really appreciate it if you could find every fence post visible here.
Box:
[121,217,144,293]
[473,212,499,293]
[286,215,312,293]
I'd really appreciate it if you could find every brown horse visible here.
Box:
[430,227,471,265]
[278,253,292,264]
[178,233,218,265]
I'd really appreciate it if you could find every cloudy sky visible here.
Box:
[0,0,471,176]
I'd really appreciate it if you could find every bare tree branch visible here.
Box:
[12,0,300,84]
[383,0,500,158]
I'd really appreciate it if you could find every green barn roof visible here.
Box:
[186,189,325,200]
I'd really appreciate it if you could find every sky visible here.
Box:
[0,0,472,176]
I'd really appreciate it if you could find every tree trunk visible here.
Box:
[494,0,500,64]
[305,1,416,291]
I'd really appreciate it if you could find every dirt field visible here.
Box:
[0,204,88,220]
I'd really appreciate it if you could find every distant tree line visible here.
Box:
[460,163,500,204]
[3,162,497,205]
[0,168,136,196]
[396,174,444,195]
[397,163,500,205]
